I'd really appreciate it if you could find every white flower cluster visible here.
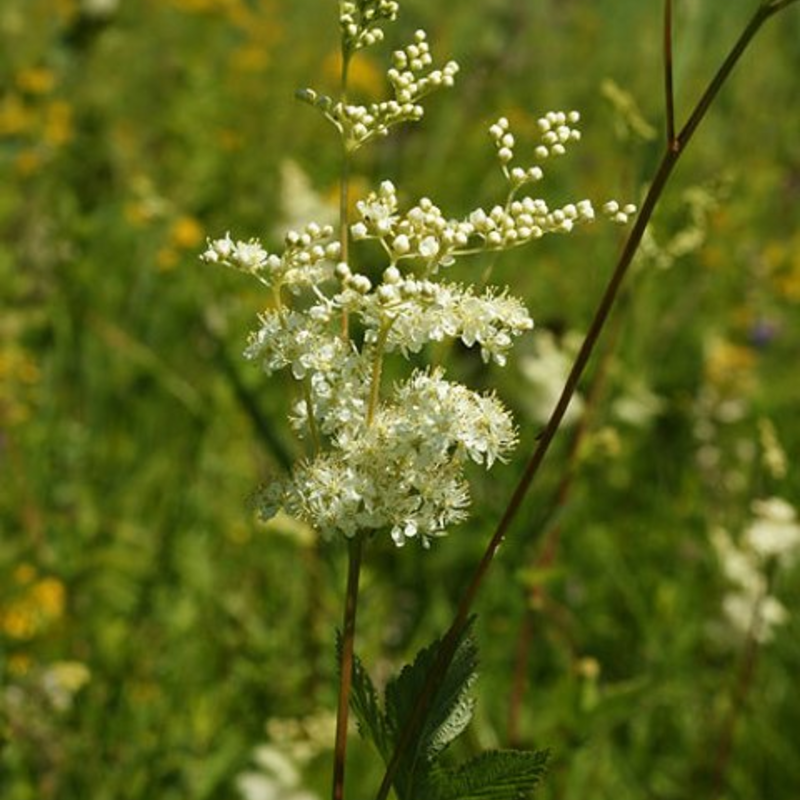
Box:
[201,224,341,291]
[712,496,800,643]
[260,369,516,547]
[205,0,636,549]
[298,30,458,152]
[336,273,534,366]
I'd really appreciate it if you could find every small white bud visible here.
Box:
[383,265,401,284]
[418,236,440,258]
[335,262,351,280]
[377,284,398,303]
[392,234,411,255]
[351,222,369,239]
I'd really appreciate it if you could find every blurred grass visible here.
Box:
[1,0,799,798]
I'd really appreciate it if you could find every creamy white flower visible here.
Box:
[744,497,800,563]
[204,30,636,551]
[519,330,584,426]
[722,593,788,644]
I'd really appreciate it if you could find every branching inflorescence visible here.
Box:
[200,0,800,797]
[202,0,631,551]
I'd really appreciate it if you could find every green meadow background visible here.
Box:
[2,0,799,797]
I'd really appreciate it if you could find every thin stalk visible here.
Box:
[664,0,676,149]
[340,50,353,339]
[366,324,391,426]
[332,533,364,800]
[506,308,623,745]
[331,39,360,800]
[374,5,785,797]
[302,380,322,452]
[340,140,352,268]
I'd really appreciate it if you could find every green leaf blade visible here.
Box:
[429,749,550,800]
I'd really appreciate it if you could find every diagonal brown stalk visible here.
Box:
[374,3,795,797]
[506,308,623,746]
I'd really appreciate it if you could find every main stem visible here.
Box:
[331,41,357,800]
[339,49,353,340]
[374,5,781,798]
[332,534,364,800]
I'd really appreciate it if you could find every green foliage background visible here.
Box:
[1,0,799,798]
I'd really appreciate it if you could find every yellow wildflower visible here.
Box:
[16,67,56,95]
[704,337,756,393]
[15,148,44,177]
[169,215,204,250]
[0,94,34,137]
[43,100,74,146]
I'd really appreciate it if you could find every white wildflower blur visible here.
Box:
[202,0,634,549]
[276,160,338,236]
[711,496,800,643]
[236,745,320,800]
[612,378,664,428]
[518,330,584,426]
[744,497,800,563]
[236,713,334,800]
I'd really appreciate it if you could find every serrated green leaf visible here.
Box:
[350,650,391,761]
[383,617,479,797]
[427,749,550,800]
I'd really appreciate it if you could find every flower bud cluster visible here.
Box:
[350,180,600,270]
[387,30,460,104]
[601,200,638,225]
[297,31,458,152]
[202,224,341,291]
[490,113,583,193]
[469,197,597,243]
[339,0,399,52]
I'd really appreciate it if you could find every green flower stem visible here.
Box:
[331,40,358,800]
[339,50,353,339]
[374,4,790,798]
[302,379,322,452]
[332,532,365,800]
[367,322,392,427]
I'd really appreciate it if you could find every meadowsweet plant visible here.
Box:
[202,0,798,798]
